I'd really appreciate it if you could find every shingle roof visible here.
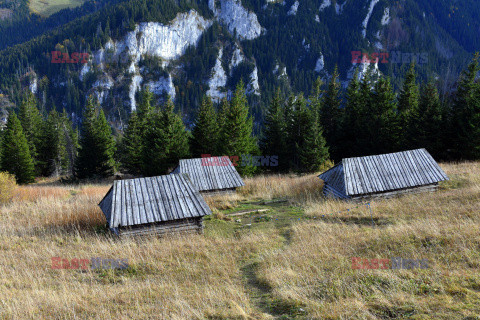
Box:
[98,174,211,228]
[319,148,449,197]
[174,156,245,192]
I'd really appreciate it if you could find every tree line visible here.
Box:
[0,54,479,184]
[315,54,480,162]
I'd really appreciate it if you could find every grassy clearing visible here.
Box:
[29,0,86,16]
[0,162,479,319]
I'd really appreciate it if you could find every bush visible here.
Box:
[318,159,335,173]
[0,172,17,204]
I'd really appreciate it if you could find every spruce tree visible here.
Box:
[141,98,190,176]
[119,112,143,175]
[136,87,154,119]
[260,89,287,171]
[118,87,154,175]
[218,81,258,176]
[190,96,219,157]
[299,107,329,173]
[339,68,362,157]
[75,98,116,179]
[407,81,443,156]
[160,98,190,172]
[141,111,165,176]
[354,68,375,155]
[370,76,400,154]
[320,66,342,160]
[18,92,43,169]
[287,95,312,171]
[216,98,229,154]
[95,109,116,177]
[451,53,480,159]
[1,112,35,184]
[59,109,78,176]
[284,94,297,170]
[75,98,97,179]
[309,77,324,123]
[398,63,420,148]
[38,109,60,176]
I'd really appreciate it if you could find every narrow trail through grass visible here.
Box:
[225,200,305,319]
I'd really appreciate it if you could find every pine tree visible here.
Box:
[450,53,480,159]
[398,63,420,148]
[141,98,190,176]
[260,89,287,171]
[75,98,116,179]
[218,81,258,176]
[1,112,35,184]
[18,92,43,169]
[190,96,219,157]
[320,66,342,160]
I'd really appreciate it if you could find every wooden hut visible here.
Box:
[171,156,245,194]
[98,174,211,236]
[318,148,449,200]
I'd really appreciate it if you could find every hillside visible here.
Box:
[0,0,478,126]
[29,0,87,16]
[0,161,479,318]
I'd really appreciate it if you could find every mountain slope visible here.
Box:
[0,0,476,127]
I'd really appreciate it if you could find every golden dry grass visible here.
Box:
[0,172,17,204]
[255,162,480,319]
[0,162,478,319]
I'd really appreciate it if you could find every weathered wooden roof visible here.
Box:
[98,174,211,229]
[173,156,245,192]
[319,148,449,197]
[318,163,349,199]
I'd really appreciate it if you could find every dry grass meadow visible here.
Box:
[0,162,479,319]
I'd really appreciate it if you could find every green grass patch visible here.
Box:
[205,199,306,238]
[440,174,470,190]
[29,0,86,16]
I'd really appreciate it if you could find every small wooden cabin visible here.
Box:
[318,148,449,200]
[171,156,245,194]
[98,174,211,236]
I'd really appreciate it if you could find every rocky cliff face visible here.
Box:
[83,9,213,110]
[82,2,264,111]
[207,47,227,102]
[19,0,470,123]
[214,0,263,40]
